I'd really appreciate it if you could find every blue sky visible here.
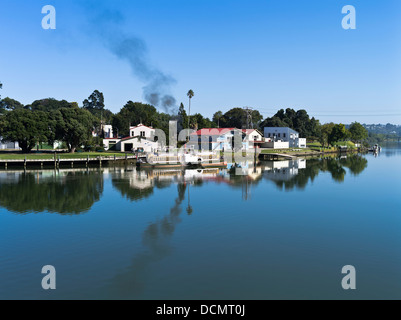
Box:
[0,0,400,124]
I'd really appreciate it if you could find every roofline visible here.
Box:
[191,128,244,135]
[130,124,154,130]
[263,127,299,134]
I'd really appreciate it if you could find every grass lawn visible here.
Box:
[0,152,127,160]
[260,148,316,154]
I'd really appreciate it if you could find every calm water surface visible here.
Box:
[1,144,401,299]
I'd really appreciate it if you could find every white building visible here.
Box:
[242,129,264,149]
[189,128,265,151]
[129,124,155,139]
[263,127,306,148]
[103,125,114,139]
[0,139,20,150]
[103,124,160,152]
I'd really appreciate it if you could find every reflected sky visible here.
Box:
[0,154,369,215]
[0,148,400,299]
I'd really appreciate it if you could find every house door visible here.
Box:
[124,143,133,152]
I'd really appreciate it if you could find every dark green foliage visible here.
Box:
[0,109,50,153]
[319,123,335,147]
[112,101,176,137]
[212,111,223,127]
[0,172,103,214]
[272,155,367,190]
[260,108,320,139]
[349,122,368,142]
[0,97,24,113]
[328,124,350,145]
[84,136,104,152]
[51,108,97,153]
[219,107,262,129]
[83,90,113,125]
[178,103,188,130]
[190,113,215,130]
[27,98,78,112]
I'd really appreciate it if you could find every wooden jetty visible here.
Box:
[258,153,298,161]
[0,154,137,169]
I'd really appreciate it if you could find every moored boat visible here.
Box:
[136,151,227,169]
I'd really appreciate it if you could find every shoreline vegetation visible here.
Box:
[0,144,363,163]
[1,89,399,156]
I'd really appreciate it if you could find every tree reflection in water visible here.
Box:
[0,170,103,214]
[0,155,368,216]
[264,155,368,190]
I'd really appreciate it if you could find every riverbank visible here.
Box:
[0,151,126,160]
[0,152,137,169]
[222,147,361,159]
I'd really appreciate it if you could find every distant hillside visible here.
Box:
[348,123,401,143]
[362,123,401,136]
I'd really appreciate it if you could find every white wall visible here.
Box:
[262,141,290,149]
[130,125,155,138]
[103,125,114,138]
[297,138,307,148]
[103,139,120,151]
[121,137,160,153]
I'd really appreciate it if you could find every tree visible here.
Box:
[187,90,194,129]
[27,98,78,112]
[178,103,188,130]
[83,90,105,111]
[260,108,318,139]
[52,108,97,153]
[219,108,246,128]
[213,111,223,128]
[349,122,368,142]
[190,113,214,130]
[83,90,113,135]
[319,123,335,147]
[329,123,350,145]
[112,101,160,137]
[308,117,321,141]
[219,108,263,129]
[260,116,286,129]
[250,110,263,129]
[0,171,103,215]
[1,109,49,153]
[0,97,24,114]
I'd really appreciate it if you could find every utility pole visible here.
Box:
[243,107,254,129]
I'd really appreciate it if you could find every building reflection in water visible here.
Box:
[0,155,368,216]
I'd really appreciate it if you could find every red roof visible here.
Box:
[191,128,237,136]
[191,128,262,136]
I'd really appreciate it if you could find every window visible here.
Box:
[141,131,145,137]
[283,133,286,138]
[253,135,258,140]
[131,131,134,137]
[278,133,281,138]
[268,133,271,138]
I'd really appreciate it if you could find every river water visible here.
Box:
[1,144,400,299]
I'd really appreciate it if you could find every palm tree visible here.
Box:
[187,90,194,129]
